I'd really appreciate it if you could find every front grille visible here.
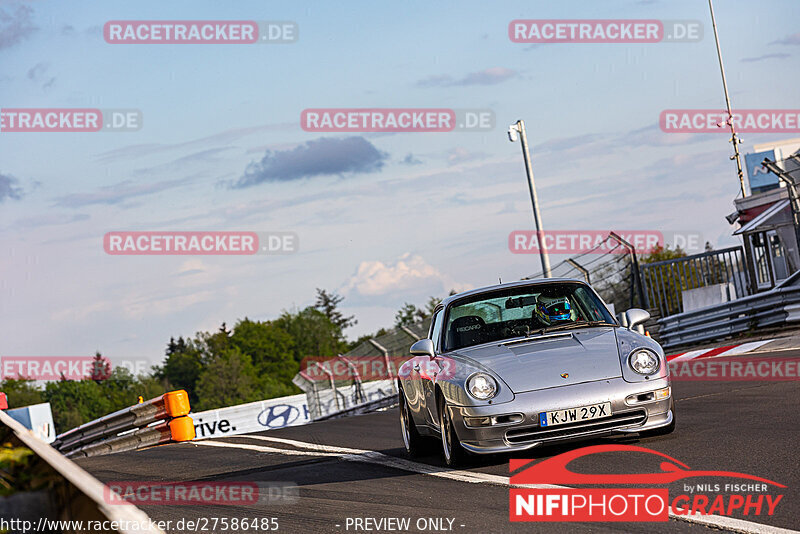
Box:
[505,410,647,444]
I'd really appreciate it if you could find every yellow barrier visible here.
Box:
[169,416,196,442]
[163,390,191,418]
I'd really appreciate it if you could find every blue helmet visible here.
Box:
[535,295,572,325]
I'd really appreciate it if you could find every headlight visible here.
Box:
[466,372,498,400]
[628,349,660,375]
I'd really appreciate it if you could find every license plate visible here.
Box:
[539,402,612,427]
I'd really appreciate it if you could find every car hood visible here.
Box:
[452,327,622,393]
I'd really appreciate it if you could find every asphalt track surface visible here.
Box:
[78,346,800,534]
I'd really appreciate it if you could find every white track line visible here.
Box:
[194,437,527,487]
[192,436,797,533]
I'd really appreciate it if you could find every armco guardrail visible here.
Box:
[53,390,195,458]
[0,409,165,534]
[658,272,800,348]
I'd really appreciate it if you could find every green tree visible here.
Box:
[394,295,442,327]
[314,288,356,331]
[230,318,298,384]
[42,365,169,434]
[347,328,389,350]
[274,307,347,362]
[0,379,44,409]
[394,302,425,326]
[153,336,204,405]
[643,245,687,264]
[43,379,112,433]
[194,347,260,411]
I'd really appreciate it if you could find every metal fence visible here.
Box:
[640,246,750,318]
[658,270,800,348]
[293,318,431,420]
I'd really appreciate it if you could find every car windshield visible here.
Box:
[443,282,616,351]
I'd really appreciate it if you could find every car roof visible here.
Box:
[440,278,589,308]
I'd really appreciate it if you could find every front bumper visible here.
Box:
[451,377,672,454]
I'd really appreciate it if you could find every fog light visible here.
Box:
[654,387,671,400]
[625,387,671,405]
[464,416,492,427]
[464,413,524,427]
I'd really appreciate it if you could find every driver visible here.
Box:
[534,294,573,325]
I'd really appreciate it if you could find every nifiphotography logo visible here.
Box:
[510,445,785,522]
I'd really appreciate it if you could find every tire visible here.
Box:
[640,403,676,438]
[399,390,426,456]
[438,394,468,467]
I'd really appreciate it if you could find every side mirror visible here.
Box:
[409,339,435,359]
[624,308,650,330]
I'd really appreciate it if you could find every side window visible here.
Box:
[430,309,444,353]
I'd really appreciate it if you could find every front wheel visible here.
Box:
[399,390,425,456]
[438,396,468,467]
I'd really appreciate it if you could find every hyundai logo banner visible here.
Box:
[190,380,396,439]
[745,149,778,192]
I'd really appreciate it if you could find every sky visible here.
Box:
[1,0,799,370]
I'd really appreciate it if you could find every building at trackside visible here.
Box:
[730,138,800,291]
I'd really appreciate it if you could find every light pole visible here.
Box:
[708,0,747,198]
[509,119,552,278]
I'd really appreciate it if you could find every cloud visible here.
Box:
[770,33,800,46]
[132,147,235,177]
[741,53,791,62]
[27,61,55,89]
[400,153,422,165]
[417,67,517,87]
[446,147,488,166]
[27,62,47,80]
[95,123,296,163]
[52,177,192,208]
[0,4,36,50]
[8,212,89,230]
[341,253,464,298]
[232,136,388,188]
[0,172,24,202]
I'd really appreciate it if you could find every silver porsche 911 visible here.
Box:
[397,279,674,466]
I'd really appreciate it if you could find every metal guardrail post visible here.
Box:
[307,361,341,412]
[368,339,397,394]
[609,232,647,309]
[337,354,365,404]
[399,326,421,341]
[565,258,590,284]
